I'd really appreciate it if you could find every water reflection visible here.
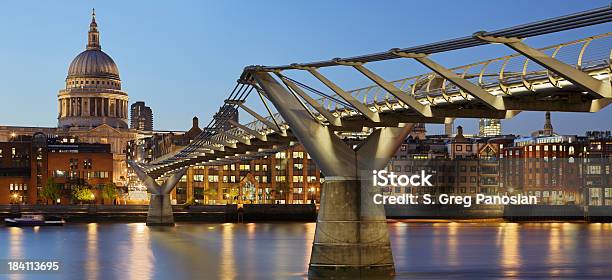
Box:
[0,222,611,279]
[128,223,153,280]
[221,223,236,279]
[85,223,98,280]
[8,227,23,280]
[498,222,521,277]
[446,222,459,267]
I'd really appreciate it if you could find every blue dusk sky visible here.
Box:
[0,0,610,136]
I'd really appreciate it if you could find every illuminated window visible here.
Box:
[83,159,92,169]
[208,175,219,183]
[193,175,204,182]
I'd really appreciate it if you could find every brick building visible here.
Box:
[501,135,584,205]
[169,145,321,205]
[0,133,113,204]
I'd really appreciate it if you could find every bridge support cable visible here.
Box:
[277,74,342,126]
[252,71,415,277]
[252,5,612,71]
[228,119,268,141]
[226,100,285,135]
[255,86,287,134]
[475,33,611,99]
[282,74,354,108]
[129,161,187,226]
[390,50,507,110]
[192,84,246,144]
[183,83,253,157]
[347,63,433,117]
[306,68,381,122]
[276,75,323,124]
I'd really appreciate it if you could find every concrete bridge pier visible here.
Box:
[128,161,187,226]
[253,72,413,278]
[146,194,174,226]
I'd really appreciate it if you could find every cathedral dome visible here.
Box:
[68,49,120,79]
[58,9,129,130]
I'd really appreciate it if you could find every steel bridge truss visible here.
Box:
[142,6,612,178]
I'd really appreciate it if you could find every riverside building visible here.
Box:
[0,134,113,204]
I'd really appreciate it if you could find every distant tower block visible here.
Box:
[131,101,153,131]
[543,111,554,136]
[479,118,501,137]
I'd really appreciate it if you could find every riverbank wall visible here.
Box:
[0,204,317,223]
[1,204,610,222]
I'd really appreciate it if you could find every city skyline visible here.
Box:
[0,0,610,135]
[0,4,610,279]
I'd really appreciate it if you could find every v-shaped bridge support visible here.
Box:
[253,71,413,278]
[129,161,187,226]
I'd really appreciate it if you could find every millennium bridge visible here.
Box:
[129,5,612,277]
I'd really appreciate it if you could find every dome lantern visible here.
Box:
[87,8,101,50]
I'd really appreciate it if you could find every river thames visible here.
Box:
[1,221,612,279]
